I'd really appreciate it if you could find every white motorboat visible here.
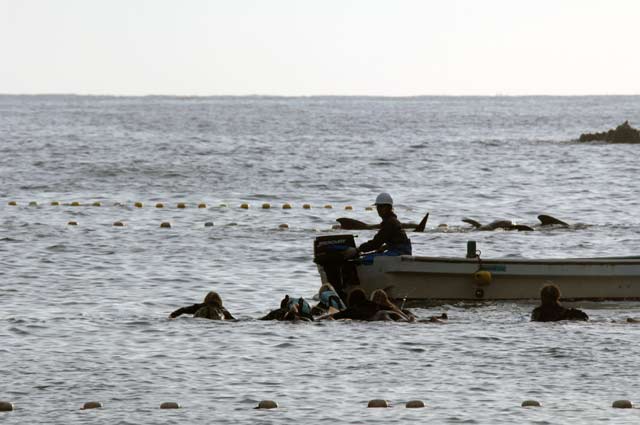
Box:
[314,235,640,302]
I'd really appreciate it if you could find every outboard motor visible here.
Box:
[313,235,360,300]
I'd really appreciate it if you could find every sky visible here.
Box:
[1,0,639,96]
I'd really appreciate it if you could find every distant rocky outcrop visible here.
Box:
[579,121,640,143]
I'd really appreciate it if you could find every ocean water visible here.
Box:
[1,95,640,424]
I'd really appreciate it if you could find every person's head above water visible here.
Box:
[540,284,561,306]
[347,288,367,307]
[374,192,394,218]
[203,291,223,307]
[319,283,336,295]
[370,289,394,308]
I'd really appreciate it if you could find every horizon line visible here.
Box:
[2,93,640,98]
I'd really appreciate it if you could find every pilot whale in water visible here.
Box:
[335,213,569,232]
[336,213,429,232]
[462,215,569,231]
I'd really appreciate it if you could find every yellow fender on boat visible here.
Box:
[474,270,492,286]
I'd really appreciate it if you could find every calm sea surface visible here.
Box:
[1,95,640,424]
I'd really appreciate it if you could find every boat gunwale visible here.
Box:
[398,255,640,266]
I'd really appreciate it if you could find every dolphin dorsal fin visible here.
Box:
[538,214,569,227]
[462,218,482,228]
[414,213,429,232]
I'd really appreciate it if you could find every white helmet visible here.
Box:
[374,192,393,206]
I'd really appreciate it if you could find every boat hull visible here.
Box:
[319,255,640,302]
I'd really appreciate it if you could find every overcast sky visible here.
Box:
[1,0,639,96]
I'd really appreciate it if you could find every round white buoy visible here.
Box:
[256,400,278,409]
[368,399,389,408]
[612,400,633,408]
[521,400,541,407]
[0,401,14,411]
[405,400,425,408]
[160,402,180,409]
[81,401,103,410]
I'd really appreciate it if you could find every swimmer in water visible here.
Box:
[260,295,314,321]
[369,289,414,322]
[531,284,588,322]
[328,288,381,321]
[311,283,346,316]
[169,291,235,320]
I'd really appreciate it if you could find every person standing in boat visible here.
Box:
[531,284,588,322]
[356,192,412,256]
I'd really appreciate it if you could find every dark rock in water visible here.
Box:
[579,121,640,143]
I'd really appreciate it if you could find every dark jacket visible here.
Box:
[531,305,588,322]
[259,307,313,321]
[331,299,380,320]
[358,212,411,254]
[170,303,235,320]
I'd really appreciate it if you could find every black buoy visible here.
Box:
[466,241,477,258]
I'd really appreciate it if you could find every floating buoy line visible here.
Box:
[0,398,635,412]
[2,199,381,230]
[2,199,388,230]
[5,200,376,211]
